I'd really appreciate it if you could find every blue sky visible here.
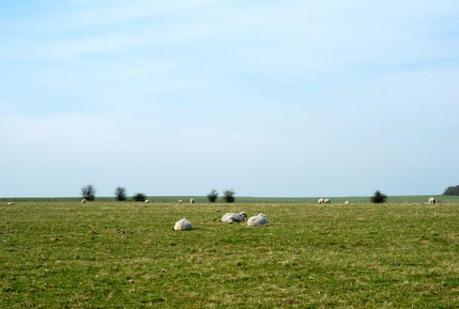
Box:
[1,0,458,197]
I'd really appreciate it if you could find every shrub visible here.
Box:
[443,185,459,195]
[207,190,218,203]
[81,184,96,201]
[223,190,235,203]
[133,192,147,202]
[371,190,387,204]
[115,187,127,201]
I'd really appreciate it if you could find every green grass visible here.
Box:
[1,201,458,308]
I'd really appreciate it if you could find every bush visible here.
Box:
[223,190,235,203]
[371,190,387,204]
[81,184,96,201]
[207,190,218,203]
[115,187,127,201]
[443,185,459,195]
[133,192,147,202]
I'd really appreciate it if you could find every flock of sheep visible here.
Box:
[5,197,439,208]
[173,212,268,231]
[164,197,440,231]
[4,197,439,231]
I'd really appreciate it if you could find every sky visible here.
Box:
[1,0,458,197]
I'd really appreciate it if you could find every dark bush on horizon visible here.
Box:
[133,192,147,202]
[371,190,387,204]
[81,184,96,201]
[443,185,459,195]
[223,190,235,203]
[115,187,127,201]
[207,190,218,203]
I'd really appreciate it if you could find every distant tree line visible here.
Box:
[443,185,459,196]
[80,185,237,203]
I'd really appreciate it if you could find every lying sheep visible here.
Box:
[173,218,193,231]
[428,197,436,204]
[189,198,195,204]
[221,212,247,223]
[177,200,183,203]
[7,202,15,206]
[81,199,87,204]
[247,213,268,227]
[144,199,150,204]
[344,200,350,205]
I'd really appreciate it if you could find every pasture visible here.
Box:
[1,201,458,307]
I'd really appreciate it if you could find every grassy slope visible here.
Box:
[1,201,458,308]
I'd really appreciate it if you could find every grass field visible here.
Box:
[1,201,458,308]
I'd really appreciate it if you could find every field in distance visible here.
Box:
[1,201,458,307]
[3,194,459,204]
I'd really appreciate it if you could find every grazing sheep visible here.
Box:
[177,200,183,203]
[247,213,268,227]
[7,202,15,206]
[144,199,150,204]
[323,198,331,204]
[318,198,324,204]
[81,199,87,204]
[428,197,436,204]
[173,218,193,231]
[344,200,350,205]
[221,212,247,223]
[189,198,195,204]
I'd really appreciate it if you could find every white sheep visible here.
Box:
[318,198,324,204]
[177,200,183,203]
[7,202,15,206]
[173,218,193,231]
[221,212,247,223]
[344,200,350,205]
[189,198,195,204]
[81,199,87,204]
[428,197,436,204]
[144,199,150,204]
[247,213,268,227]
[323,198,331,204]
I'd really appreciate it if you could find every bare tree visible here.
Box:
[223,190,235,203]
[371,190,387,204]
[207,190,218,203]
[81,184,96,201]
[133,192,147,202]
[115,187,127,201]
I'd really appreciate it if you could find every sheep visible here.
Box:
[344,200,350,205]
[177,200,183,203]
[189,198,195,204]
[7,202,15,206]
[144,199,150,204]
[428,197,436,205]
[323,198,331,204]
[221,212,247,223]
[318,198,324,204]
[247,213,268,227]
[173,218,193,231]
[81,199,87,204]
